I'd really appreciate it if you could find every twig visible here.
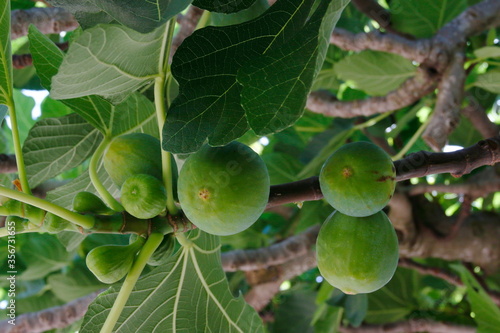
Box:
[461,95,500,139]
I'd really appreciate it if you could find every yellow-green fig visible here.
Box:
[319,141,396,217]
[178,141,270,236]
[316,210,399,294]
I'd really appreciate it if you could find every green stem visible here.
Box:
[0,225,41,238]
[0,186,95,228]
[353,111,394,131]
[392,115,432,161]
[7,99,31,195]
[100,232,164,333]
[89,138,124,212]
[154,18,179,216]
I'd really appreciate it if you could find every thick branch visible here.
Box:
[329,28,427,63]
[266,136,500,207]
[423,52,466,151]
[11,7,78,40]
[338,319,474,333]
[221,225,319,271]
[306,68,437,118]
[0,291,101,333]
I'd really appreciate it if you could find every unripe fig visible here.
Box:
[86,237,144,284]
[43,213,71,233]
[121,174,167,219]
[319,141,396,217]
[72,191,114,214]
[316,210,399,294]
[178,141,270,236]
[103,133,162,187]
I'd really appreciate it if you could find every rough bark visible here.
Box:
[11,7,78,40]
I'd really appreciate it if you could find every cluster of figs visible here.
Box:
[83,132,399,293]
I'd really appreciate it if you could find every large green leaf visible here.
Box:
[333,51,416,96]
[18,233,74,281]
[364,268,420,324]
[390,0,467,38]
[238,0,349,135]
[81,230,264,332]
[29,26,159,137]
[452,264,500,333]
[193,0,256,13]
[474,70,500,94]
[49,0,190,33]
[23,113,103,188]
[163,0,316,153]
[0,0,12,109]
[46,166,118,210]
[50,24,165,103]
[48,259,105,302]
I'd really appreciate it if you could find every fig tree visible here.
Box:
[319,141,396,217]
[103,133,163,187]
[121,174,167,219]
[316,210,399,294]
[178,141,270,236]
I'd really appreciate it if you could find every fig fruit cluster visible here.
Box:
[316,142,399,294]
[103,133,170,219]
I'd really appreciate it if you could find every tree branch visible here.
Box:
[221,225,319,272]
[11,7,78,40]
[0,154,17,173]
[423,52,466,151]
[306,68,437,118]
[0,291,101,333]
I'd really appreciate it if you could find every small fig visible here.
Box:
[72,191,114,214]
[178,141,270,236]
[103,133,163,187]
[43,213,71,233]
[316,210,399,294]
[86,237,144,284]
[121,174,167,219]
[319,141,396,217]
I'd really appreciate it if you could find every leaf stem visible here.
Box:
[392,115,432,161]
[0,186,95,228]
[89,137,124,212]
[7,99,31,195]
[154,18,179,216]
[100,232,164,333]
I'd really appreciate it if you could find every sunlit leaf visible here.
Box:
[81,230,264,332]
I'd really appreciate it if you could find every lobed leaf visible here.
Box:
[50,24,165,103]
[23,113,102,188]
[48,0,190,33]
[163,0,315,153]
[81,230,264,332]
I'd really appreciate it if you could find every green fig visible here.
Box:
[121,174,167,219]
[319,141,396,217]
[72,191,114,214]
[86,237,144,284]
[103,133,163,187]
[178,141,270,236]
[316,210,399,294]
